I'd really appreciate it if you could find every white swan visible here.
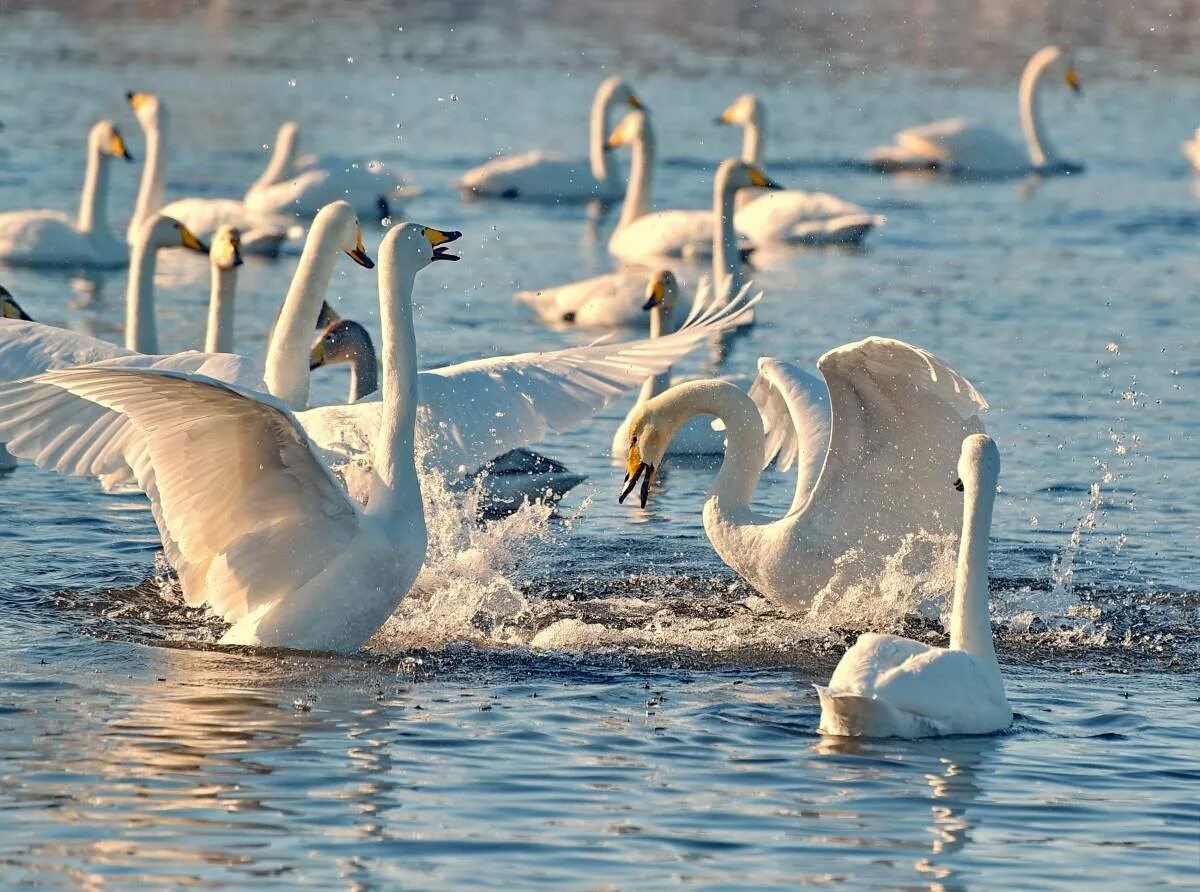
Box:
[243,121,411,221]
[26,223,448,650]
[1183,127,1200,172]
[459,76,643,202]
[715,93,883,245]
[0,119,134,269]
[204,225,244,353]
[867,45,1082,177]
[618,338,987,611]
[815,434,1013,739]
[126,92,297,257]
[607,110,779,275]
[0,286,32,471]
[514,265,666,329]
[612,271,726,457]
[0,202,374,486]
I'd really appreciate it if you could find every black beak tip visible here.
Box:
[197,241,210,254]
[124,151,135,163]
[125,90,135,102]
[642,297,657,311]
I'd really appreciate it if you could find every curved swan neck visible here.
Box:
[124,239,158,354]
[367,243,420,517]
[1019,47,1061,168]
[950,474,998,664]
[589,81,621,182]
[662,380,764,510]
[345,328,379,403]
[204,264,238,354]
[742,107,765,167]
[636,304,672,404]
[712,171,741,302]
[617,118,656,231]
[128,114,166,243]
[262,213,344,410]
[77,139,112,238]
[250,124,299,192]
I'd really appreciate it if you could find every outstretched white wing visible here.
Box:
[748,357,832,513]
[801,337,987,537]
[33,367,359,624]
[0,319,131,382]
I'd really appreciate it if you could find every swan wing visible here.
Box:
[897,119,1027,173]
[609,210,714,260]
[747,357,831,511]
[515,268,657,327]
[803,337,987,537]
[735,190,883,245]
[0,319,131,382]
[31,366,359,623]
[419,284,761,471]
[460,152,603,200]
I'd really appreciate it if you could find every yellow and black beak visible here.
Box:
[628,93,644,111]
[230,236,244,267]
[309,337,326,371]
[748,165,783,190]
[642,278,667,311]
[178,224,208,254]
[715,105,734,126]
[110,129,133,162]
[425,226,462,262]
[1065,65,1082,95]
[953,477,965,493]
[346,226,375,269]
[0,290,33,321]
[619,443,656,509]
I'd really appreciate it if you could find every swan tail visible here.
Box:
[786,214,884,246]
[814,685,947,739]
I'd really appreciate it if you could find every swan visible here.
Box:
[715,93,883,245]
[243,121,411,221]
[514,265,667,329]
[204,225,244,353]
[459,76,643,202]
[308,309,588,512]
[0,286,32,471]
[0,202,374,486]
[815,434,1013,739]
[126,92,297,257]
[611,271,726,457]
[26,222,450,650]
[867,45,1082,177]
[606,110,779,273]
[0,119,134,269]
[617,338,987,611]
[1184,127,1200,172]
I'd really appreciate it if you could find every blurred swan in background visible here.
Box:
[867,45,1082,177]
[816,434,1013,739]
[618,338,987,611]
[0,120,133,269]
[1183,127,1200,172]
[126,92,297,256]
[716,93,883,245]
[459,76,643,202]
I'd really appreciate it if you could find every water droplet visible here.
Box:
[287,79,297,88]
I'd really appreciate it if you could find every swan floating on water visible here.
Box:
[867,45,1082,178]
[0,119,134,269]
[1183,127,1200,172]
[815,433,1013,739]
[618,338,987,611]
[459,76,642,202]
[716,93,883,245]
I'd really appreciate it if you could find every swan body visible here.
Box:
[244,122,409,220]
[867,45,1082,177]
[1184,127,1200,172]
[618,339,988,611]
[515,267,673,329]
[23,223,448,651]
[716,93,883,245]
[459,77,642,202]
[816,434,1012,738]
[0,120,133,269]
[127,92,295,257]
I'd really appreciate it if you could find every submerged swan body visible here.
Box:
[816,434,1013,739]
[868,45,1082,177]
[460,77,642,202]
[716,93,883,246]
[618,338,987,611]
[0,120,134,269]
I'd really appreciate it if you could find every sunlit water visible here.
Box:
[1,2,1197,887]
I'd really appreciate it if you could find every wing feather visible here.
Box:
[748,358,831,512]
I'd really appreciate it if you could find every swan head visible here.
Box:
[0,286,33,321]
[1028,45,1082,95]
[310,318,376,371]
[642,270,679,312]
[597,76,644,113]
[90,120,133,163]
[716,158,782,194]
[311,201,376,269]
[606,110,648,151]
[618,395,689,508]
[379,222,463,273]
[134,213,208,254]
[210,225,244,271]
[954,434,1000,495]
[126,91,165,128]
[715,93,760,127]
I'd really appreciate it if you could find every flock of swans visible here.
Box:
[0,41,1133,739]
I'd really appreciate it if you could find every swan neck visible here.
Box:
[128,117,166,243]
[950,477,998,664]
[347,344,379,403]
[742,114,764,167]
[589,85,616,182]
[77,141,111,238]
[262,218,341,409]
[367,255,420,517]
[617,121,655,231]
[251,126,298,191]
[204,265,238,354]
[124,239,158,354]
[637,305,672,402]
[1019,51,1058,168]
[664,380,764,510]
[712,173,741,302]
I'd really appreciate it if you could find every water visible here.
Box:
[1,1,1198,887]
